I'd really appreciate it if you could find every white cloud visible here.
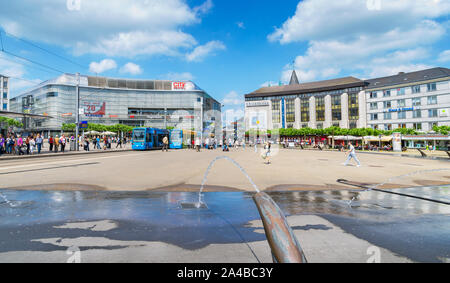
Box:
[438,50,450,63]
[194,0,214,15]
[268,0,450,44]
[0,54,42,96]
[186,41,226,62]
[269,0,449,82]
[0,0,208,58]
[222,91,245,123]
[162,72,195,81]
[237,22,245,29]
[222,91,244,106]
[120,62,143,75]
[89,59,117,74]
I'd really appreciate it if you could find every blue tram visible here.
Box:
[132,128,169,150]
[169,129,183,149]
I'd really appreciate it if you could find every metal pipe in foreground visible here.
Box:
[253,192,307,263]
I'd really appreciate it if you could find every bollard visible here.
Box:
[253,192,307,263]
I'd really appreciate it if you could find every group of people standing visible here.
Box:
[0,133,45,155]
[48,135,68,153]
[0,133,128,156]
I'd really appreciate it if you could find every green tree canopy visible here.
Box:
[0,116,24,128]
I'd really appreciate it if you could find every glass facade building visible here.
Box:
[9,74,222,137]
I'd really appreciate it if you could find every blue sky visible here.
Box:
[0,0,449,120]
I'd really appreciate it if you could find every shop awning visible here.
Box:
[363,136,392,142]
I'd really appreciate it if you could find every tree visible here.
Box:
[0,116,24,128]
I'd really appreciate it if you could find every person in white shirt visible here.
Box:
[343,142,361,167]
[195,137,201,152]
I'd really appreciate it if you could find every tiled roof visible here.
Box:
[365,67,450,89]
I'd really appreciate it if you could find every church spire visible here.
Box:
[289,69,299,85]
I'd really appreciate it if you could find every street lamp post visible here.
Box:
[75,73,80,151]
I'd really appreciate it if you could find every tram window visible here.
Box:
[147,133,152,142]
[133,130,145,142]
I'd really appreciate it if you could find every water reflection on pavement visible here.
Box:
[0,186,449,262]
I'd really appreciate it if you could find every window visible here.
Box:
[397,99,406,107]
[383,90,391,97]
[349,121,357,129]
[370,113,378,120]
[331,95,341,121]
[413,123,422,130]
[369,92,378,99]
[272,100,281,124]
[428,109,438,118]
[2,92,6,99]
[384,112,392,120]
[411,85,421,94]
[301,98,309,122]
[413,110,422,118]
[46,92,58,98]
[369,102,378,110]
[285,99,295,123]
[3,81,7,88]
[315,97,325,122]
[429,122,438,129]
[383,101,391,109]
[399,124,407,129]
[301,123,308,128]
[412,98,421,106]
[3,103,7,110]
[316,123,323,129]
[398,111,406,119]
[427,96,437,105]
[427,83,436,92]
[397,88,405,95]
[384,124,392,131]
[348,93,359,120]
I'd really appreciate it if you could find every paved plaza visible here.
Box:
[0,147,450,192]
[1,148,449,263]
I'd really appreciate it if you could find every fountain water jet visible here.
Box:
[180,156,260,209]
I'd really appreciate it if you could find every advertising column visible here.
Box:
[393,132,402,152]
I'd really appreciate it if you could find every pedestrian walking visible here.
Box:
[162,135,169,152]
[262,141,271,165]
[343,142,361,167]
[195,137,201,152]
[116,137,122,148]
[49,135,54,152]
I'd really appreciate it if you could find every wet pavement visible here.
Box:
[0,186,449,262]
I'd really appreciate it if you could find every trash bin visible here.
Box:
[70,140,76,151]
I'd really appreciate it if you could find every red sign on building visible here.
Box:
[172,82,186,90]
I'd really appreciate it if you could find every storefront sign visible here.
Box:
[388,107,413,112]
[172,82,195,91]
[245,101,270,108]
